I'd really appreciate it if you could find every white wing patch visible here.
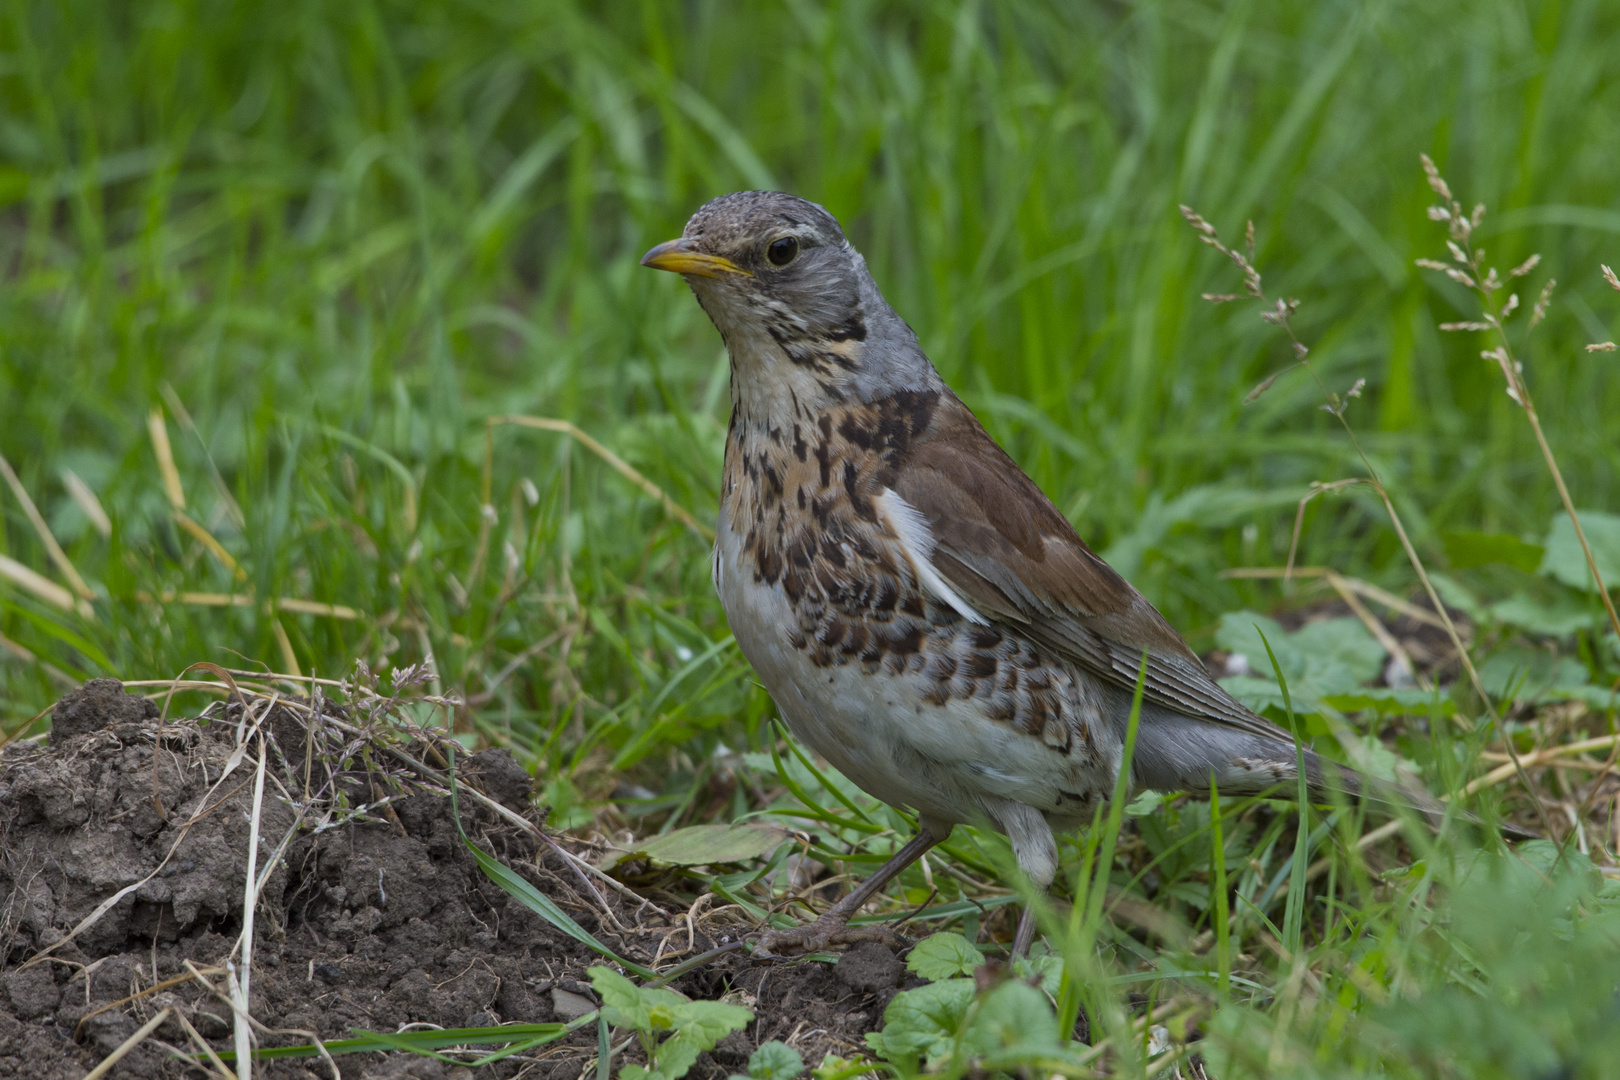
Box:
[874,489,988,626]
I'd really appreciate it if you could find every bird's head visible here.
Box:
[641,191,936,421]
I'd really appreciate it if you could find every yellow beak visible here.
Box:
[639,238,752,279]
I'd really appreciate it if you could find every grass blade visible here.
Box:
[447,746,658,978]
[1256,626,1311,960]
[1210,775,1231,999]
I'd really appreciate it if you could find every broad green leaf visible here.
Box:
[676,1000,756,1044]
[590,966,660,1030]
[965,981,1061,1059]
[865,979,975,1068]
[738,1040,806,1080]
[906,932,985,980]
[599,823,790,872]
[810,1054,869,1080]
[1478,648,1590,701]
[651,1002,753,1080]
[1490,592,1604,636]
[1216,612,1385,708]
[1324,687,1449,715]
[1216,612,1300,679]
[1540,511,1620,593]
[1444,530,1544,572]
[1291,617,1385,685]
[1011,951,1065,995]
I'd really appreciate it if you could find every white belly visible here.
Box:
[712,517,1120,834]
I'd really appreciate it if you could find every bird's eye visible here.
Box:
[766,236,799,267]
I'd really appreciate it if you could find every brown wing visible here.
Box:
[885,391,1291,743]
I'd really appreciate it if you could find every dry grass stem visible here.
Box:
[1463,732,1620,797]
[147,408,187,510]
[83,1008,174,1080]
[484,415,712,541]
[0,554,89,616]
[60,467,112,538]
[1416,154,1620,647]
[229,733,271,1080]
[0,454,95,601]
[1184,197,1553,836]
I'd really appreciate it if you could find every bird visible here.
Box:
[640,190,1518,957]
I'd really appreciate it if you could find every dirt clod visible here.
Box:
[47,678,159,744]
[0,681,898,1077]
[835,942,905,994]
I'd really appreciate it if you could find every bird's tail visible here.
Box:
[1117,692,1536,840]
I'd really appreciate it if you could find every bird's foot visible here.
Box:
[753,913,899,957]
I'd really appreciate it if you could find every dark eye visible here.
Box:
[766,236,799,267]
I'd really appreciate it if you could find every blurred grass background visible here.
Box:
[5,0,1617,736]
[4,2,1620,1074]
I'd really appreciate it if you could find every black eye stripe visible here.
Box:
[767,236,799,267]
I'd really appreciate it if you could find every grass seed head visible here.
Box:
[1603,264,1620,291]
[1510,254,1541,278]
[1531,279,1557,327]
[1420,153,1452,201]
[1243,371,1282,404]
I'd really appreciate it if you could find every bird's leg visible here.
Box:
[754,828,942,956]
[1011,903,1039,957]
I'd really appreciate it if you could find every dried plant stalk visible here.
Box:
[1415,154,1620,646]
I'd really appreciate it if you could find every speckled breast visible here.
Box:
[711,402,1122,827]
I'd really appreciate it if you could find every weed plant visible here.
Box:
[3,1,1620,1076]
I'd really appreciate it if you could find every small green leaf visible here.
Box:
[811,1054,874,1080]
[1011,951,1065,995]
[906,932,985,980]
[652,1001,752,1080]
[1124,790,1167,816]
[590,968,752,1080]
[589,966,654,1029]
[740,1040,806,1080]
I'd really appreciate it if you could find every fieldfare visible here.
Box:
[641,191,1495,956]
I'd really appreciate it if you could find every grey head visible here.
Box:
[641,191,939,422]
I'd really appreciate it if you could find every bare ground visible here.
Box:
[0,681,905,1079]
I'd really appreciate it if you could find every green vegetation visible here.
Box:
[4,1,1620,1076]
[590,967,752,1080]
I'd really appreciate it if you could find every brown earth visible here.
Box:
[0,681,909,1079]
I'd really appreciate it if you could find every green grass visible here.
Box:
[4,1,1620,1076]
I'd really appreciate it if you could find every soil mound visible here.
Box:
[0,681,893,1078]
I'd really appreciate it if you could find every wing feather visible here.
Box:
[888,393,1291,744]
